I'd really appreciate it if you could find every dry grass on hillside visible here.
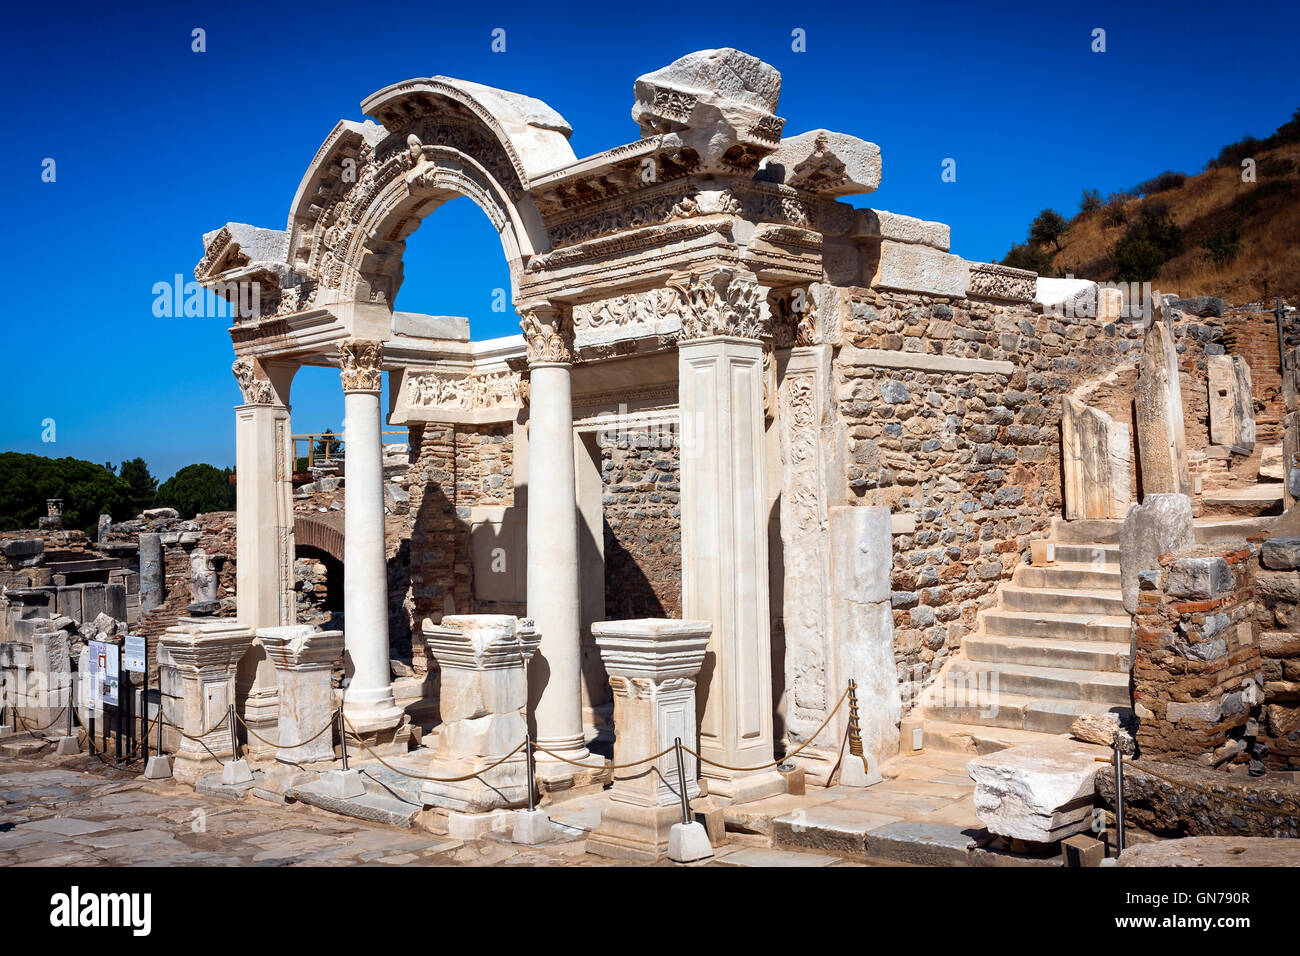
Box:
[1049,142,1300,302]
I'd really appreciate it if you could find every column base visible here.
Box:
[785,746,841,788]
[588,800,686,862]
[241,689,280,758]
[173,750,228,787]
[420,754,530,812]
[535,750,611,804]
[701,767,787,806]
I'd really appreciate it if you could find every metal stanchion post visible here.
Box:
[140,634,149,764]
[526,733,536,813]
[674,736,691,825]
[1113,741,1126,854]
[228,703,238,764]
[338,707,348,772]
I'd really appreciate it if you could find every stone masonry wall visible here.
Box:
[1132,545,1262,761]
[835,289,1235,704]
[1255,537,1300,769]
[599,430,682,620]
[405,421,514,672]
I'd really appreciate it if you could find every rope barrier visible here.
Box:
[683,685,852,772]
[531,740,677,771]
[342,713,527,782]
[13,706,69,735]
[233,710,336,751]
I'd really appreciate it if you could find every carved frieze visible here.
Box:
[405,369,522,411]
[967,262,1036,302]
[338,339,383,391]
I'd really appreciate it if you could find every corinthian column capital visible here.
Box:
[338,339,384,391]
[671,269,768,342]
[520,307,574,366]
[232,356,277,405]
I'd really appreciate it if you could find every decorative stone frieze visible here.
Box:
[338,339,383,391]
[966,262,1037,303]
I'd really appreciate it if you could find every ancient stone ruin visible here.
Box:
[3,47,1299,868]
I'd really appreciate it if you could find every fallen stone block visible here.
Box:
[967,739,1109,842]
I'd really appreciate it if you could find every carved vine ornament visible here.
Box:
[338,339,384,391]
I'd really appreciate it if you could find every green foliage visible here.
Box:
[154,464,236,518]
[1132,170,1187,196]
[1101,193,1132,228]
[313,429,343,462]
[1000,242,1056,275]
[0,453,134,534]
[1110,207,1184,282]
[117,457,157,513]
[1028,208,1070,251]
[1078,188,1102,215]
[1199,217,1243,264]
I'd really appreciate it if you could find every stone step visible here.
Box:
[945,660,1130,705]
[1014,563,1121,591]
[915,719,1065,756]
[1051,519,1122,545]
[921,689,1133,734]
[1050,543,1120,566]
[982,609,1130,642]
[1195,516,1277,544]
[1000,585,1125,616]
[1199,485,1284,518]
[965,635,1131,673]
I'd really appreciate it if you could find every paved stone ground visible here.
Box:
[0,747,983,867]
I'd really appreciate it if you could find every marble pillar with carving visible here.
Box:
[676,269,785,804]
[232,355,296,756]
[588,619,712,861]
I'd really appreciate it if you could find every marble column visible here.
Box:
[258,625,344,765]
[1135,296,1192,497]
[588,619,712,861]
[520,308,601,775]
[139,532,164,615]
[159,619,255,785]
[676,269,785,804]
[338,339,403,733]
[232,356,296,756]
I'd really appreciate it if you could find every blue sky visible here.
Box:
[1,0,1295,481]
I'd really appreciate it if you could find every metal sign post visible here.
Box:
[1113,742,1126,854]
[673,737,691,825]
[338,707,348,771]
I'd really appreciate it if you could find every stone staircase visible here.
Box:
[920,519,1132,752]
[920,512,1280,754]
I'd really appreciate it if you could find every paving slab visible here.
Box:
[714,846,841,867]
[773,804,903,856]
[19,816,115,836]
[291,780,420,827]
[865,822,981,866]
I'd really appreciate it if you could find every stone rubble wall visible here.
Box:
[599,431,682,620]
[1131,544,1262,761]
[1255,537,1300,769]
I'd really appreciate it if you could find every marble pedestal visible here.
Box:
[419,615,539,812]
[588,619,712,862]
[258,626,344,765]
[158,619,255,785]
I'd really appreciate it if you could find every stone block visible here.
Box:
[1119,494,1194,614]
[852,208,947,248]
[1061,833,1106,867]
[1208,355,1255,449]
[871,241,968,298]
[759,130,881,197]
[667,821,714,863]
[1261,537,1300,571]
[1166,556,1234,599]
[864,822,978,866]
[967,738,1109,842]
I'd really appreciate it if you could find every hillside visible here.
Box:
[1001,116,1300,303]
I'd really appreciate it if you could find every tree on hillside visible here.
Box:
[1029,209,1070,252]
[1000,242,1056,275]
[1078,189,1102,215]
[154,464,236,518]
[118,457,157,514]
[1111,207,1184,282]
[0,453,133,534]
